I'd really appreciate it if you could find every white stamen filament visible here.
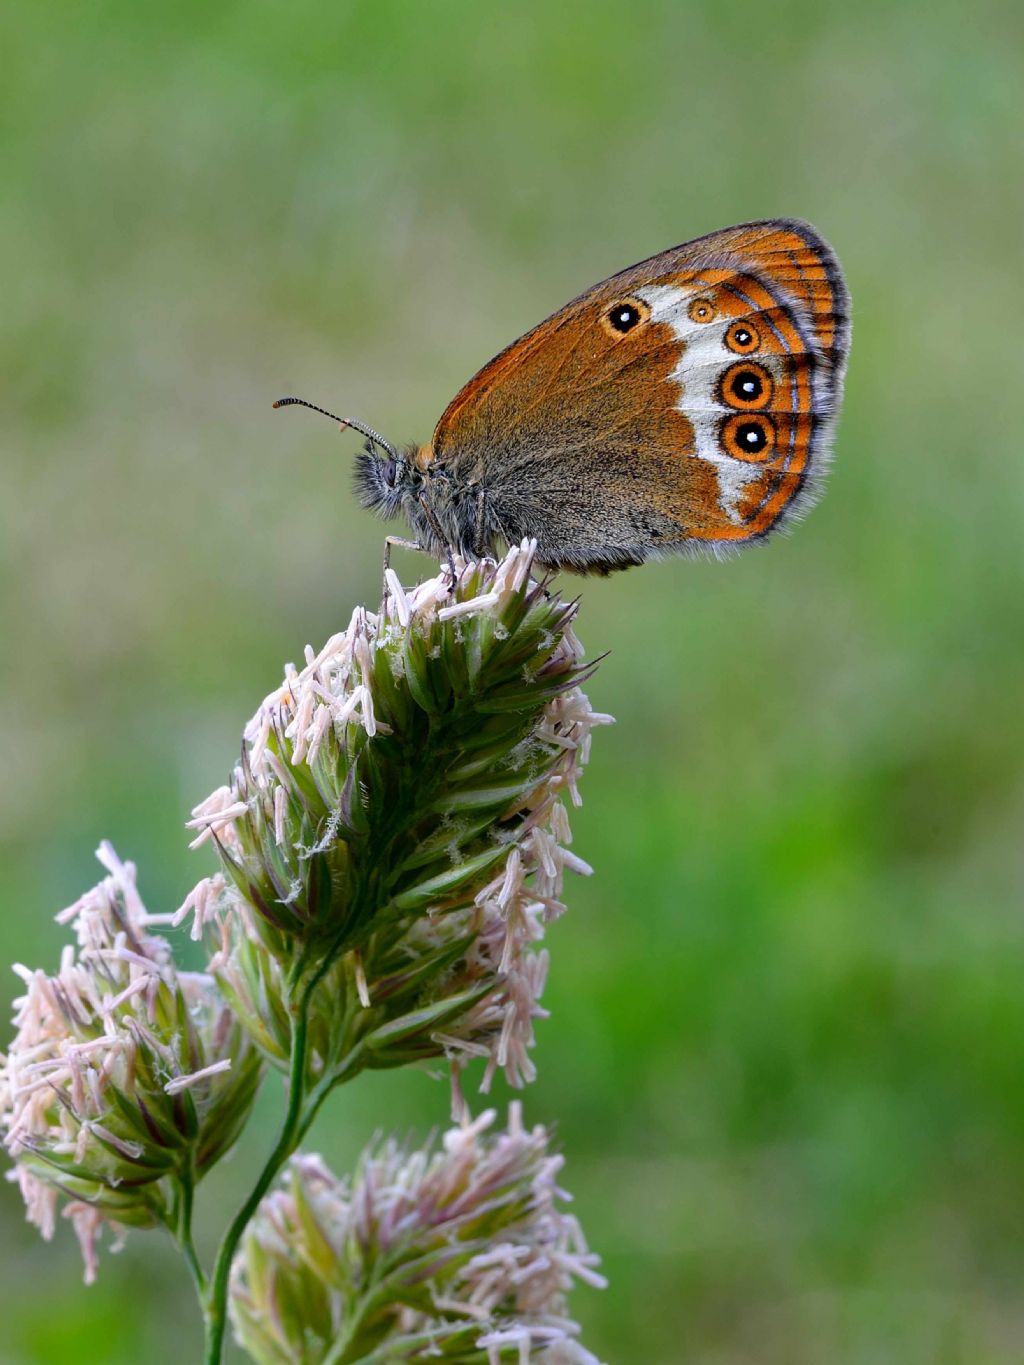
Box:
[438,591,501,621]
[384,568,411,627]
[164,1059,233,1095]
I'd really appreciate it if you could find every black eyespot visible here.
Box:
[737,422,767,452]
[720,412,776,461]
[607,303,641,333]
[719,361,774,412]
[725,320,760,354]
[383,458,398,487]
[732,370,762,402]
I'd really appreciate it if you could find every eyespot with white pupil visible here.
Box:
[725,319,761,354]
[720,412,776,462]
[600,297,650,339]
[688,297,716,324]
[608,303,640,333]
[720,360,773,411]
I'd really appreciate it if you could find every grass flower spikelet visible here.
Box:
[185,541,612,1098]
[0,843,262,1281]
[228,1104,606,1364]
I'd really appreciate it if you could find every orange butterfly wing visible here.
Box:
[427,219,850,568]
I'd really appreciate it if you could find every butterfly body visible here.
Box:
[351,218,850,573]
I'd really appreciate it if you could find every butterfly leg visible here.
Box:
[417,493,458,591]
[472,487,489,559]
[380,535,423,614]
[383,536,423,574]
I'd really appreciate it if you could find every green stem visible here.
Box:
[202,972,317,1365]
[177,1163,207,1299]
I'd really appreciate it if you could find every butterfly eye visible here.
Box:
[720,413,776,461]
[602,298,648,337]
[687,297,717,324]
[383,458,398,486]
[725,320,761,354]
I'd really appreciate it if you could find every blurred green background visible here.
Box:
[3,2,1023,1361]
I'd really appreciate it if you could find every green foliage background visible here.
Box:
[2,2,1022,1361]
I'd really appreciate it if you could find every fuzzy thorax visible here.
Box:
[355,440,499,559]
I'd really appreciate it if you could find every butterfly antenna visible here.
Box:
[273,396,401,461]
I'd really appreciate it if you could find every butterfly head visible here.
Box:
[273,397,442,538]
[354,440,426,521]
[356,438,495,560]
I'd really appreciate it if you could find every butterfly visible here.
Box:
[276,218,850,574]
